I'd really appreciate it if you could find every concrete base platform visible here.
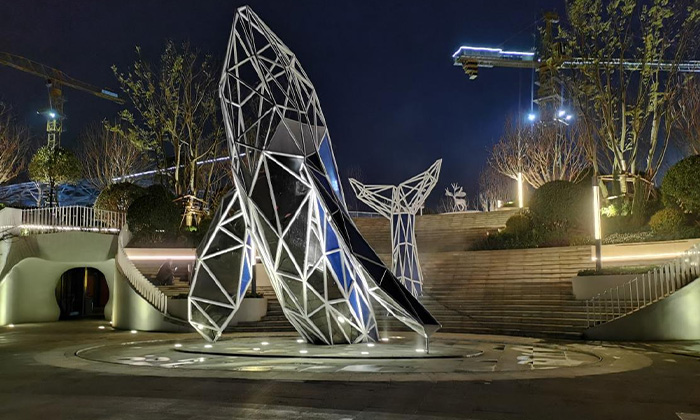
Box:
[175,334,477,359]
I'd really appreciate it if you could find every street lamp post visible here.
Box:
[592,175,602,270]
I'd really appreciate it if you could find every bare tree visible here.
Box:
[673,75,700,156]
[78,121,149,191]
[0,104,28,185]
[488,116,587,188]
[526,122,588,187]
[488,117,526,183]
[477,166,513,211]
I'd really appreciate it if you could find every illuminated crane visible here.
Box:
[453,13,700,118]
[0,51,125,149]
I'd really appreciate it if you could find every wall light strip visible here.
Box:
[126,255,196,261]
[591,252,684,262]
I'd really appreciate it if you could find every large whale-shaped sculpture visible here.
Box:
[188,6,440,344]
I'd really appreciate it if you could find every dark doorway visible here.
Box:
[55,267,109,319]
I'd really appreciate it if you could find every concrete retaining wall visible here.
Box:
[585,278,700,341]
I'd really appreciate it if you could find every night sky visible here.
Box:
[0,0,561,203]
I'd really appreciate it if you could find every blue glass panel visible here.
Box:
[239,255,252,297]
[317,200,326,222]
[328,251,343,284]
[349,288,362,322]
[318,135,343,202]
[325,221,339,251]
[342,265,354,290]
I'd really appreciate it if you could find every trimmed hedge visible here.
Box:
[649,208,686,235]
[662,155,700,214]
[95,182,146,213]
[529,180,592,231]
[504,212,532,235]
[127,185,181,244]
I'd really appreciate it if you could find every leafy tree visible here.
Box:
[94,182,146,213]
[560,0,699,203]
[661,154,700,214]
[110,41,225,211]
[28,146,82,207]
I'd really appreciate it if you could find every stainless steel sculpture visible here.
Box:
[349,160,441,296]
[188,6,439,344]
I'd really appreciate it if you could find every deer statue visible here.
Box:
[445,183,467,212]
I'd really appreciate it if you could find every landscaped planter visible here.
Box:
[571,274,639,299]
[230,297,268,324]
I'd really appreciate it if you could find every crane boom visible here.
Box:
[0,51,124,104]
[452,46,700,78]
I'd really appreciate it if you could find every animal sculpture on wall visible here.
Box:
[445,183,467,212]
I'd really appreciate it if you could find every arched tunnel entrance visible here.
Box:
[55,267,109,319]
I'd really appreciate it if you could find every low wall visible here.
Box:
[111,270,189,332]
[585,278,700,341]
[597,238,700,266]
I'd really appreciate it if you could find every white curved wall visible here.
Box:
[0,232,118,326]
[0,258,114,325]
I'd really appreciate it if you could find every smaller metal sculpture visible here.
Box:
[445,183,467,212]
[349,160,441,296]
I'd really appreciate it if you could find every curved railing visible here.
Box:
[116,226,168,314]
[20,206,125,233]
[586,244,700,327]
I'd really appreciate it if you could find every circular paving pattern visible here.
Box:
[73,332,613,381]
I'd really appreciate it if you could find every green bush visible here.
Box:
[649,208,686,235]
[529,180,592,231]
[602,231,656,244]
[504,212,532,235]
[95,182,146,213]
[127,185,181,244]
[470,231,539,251]
[662,155,700,214]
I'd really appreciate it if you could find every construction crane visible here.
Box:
[0,51,125,149]
[453,13,700,118]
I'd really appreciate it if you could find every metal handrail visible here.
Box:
[19,206,125,233]
[586,244,700,327]
[115,226,168,314]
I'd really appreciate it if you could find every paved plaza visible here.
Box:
[1,320,700,419]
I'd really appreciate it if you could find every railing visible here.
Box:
[17,206,125,234]
[586,244,700,327]
[115,226,169,314]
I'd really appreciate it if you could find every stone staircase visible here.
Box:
[226,286,296,332]
[129,260,191,299]
[356,211,595,340]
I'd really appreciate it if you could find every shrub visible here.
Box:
[662,155,700,214]
[470,231,539,251]
[602,231,656,245]
[504,212,532,235]
[649,208,686,235]
[94,182,146,213]
[127,185,181,244]
[529,180,591,231]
